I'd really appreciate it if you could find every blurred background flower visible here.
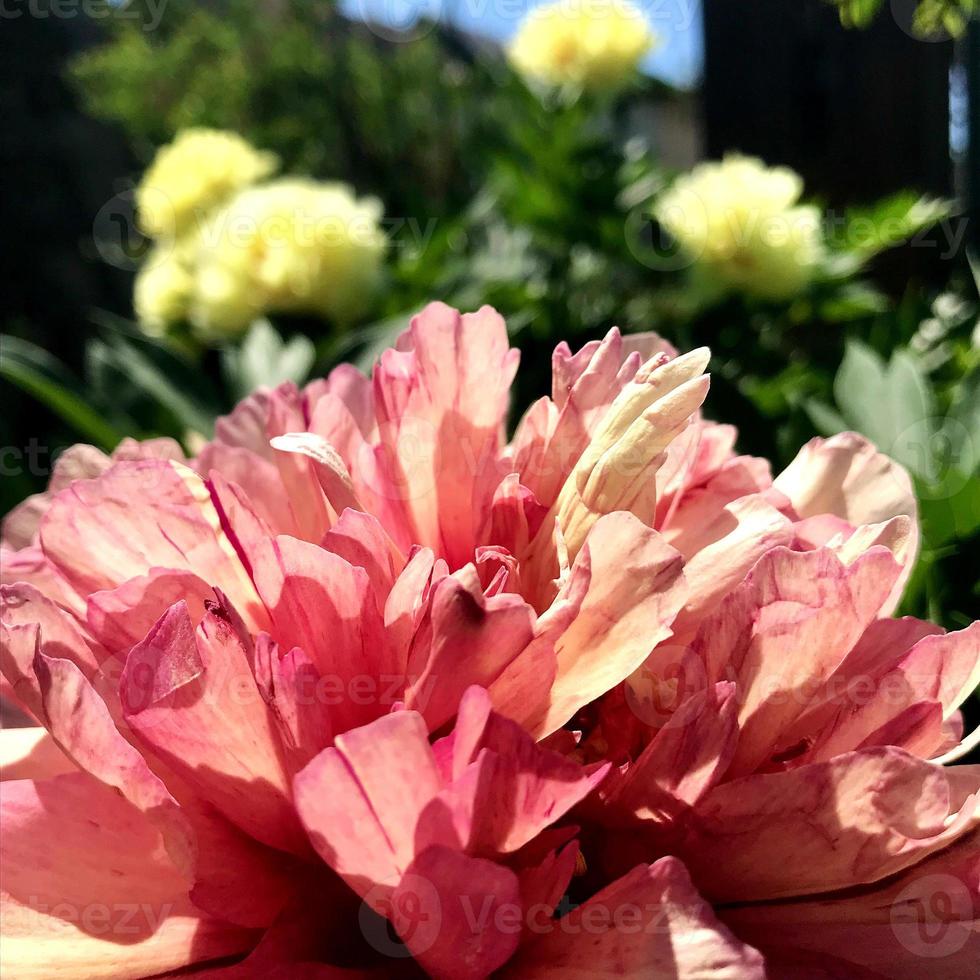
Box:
[189,178,385,338]
[135,161,386,343]
[508,0,657,93]
[654,154,824,299]
[135,127,279,239]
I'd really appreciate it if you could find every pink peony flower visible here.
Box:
[1,302,976,978]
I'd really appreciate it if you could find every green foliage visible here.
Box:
[912,0,978,34]
[69,0,497,219]
[805,292,980,627]
[222,320,315,401]
[2,317,314,451]
[829,0,977,36]
[822,192,954,271]
[0,336,126,450]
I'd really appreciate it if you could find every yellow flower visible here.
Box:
[187,179,387,340]
[509,0,656,92]
[133,239,196,335]
[654,154,824,300]
[136,128,278,239]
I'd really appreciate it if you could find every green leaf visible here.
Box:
[828,192,953,264]
[945,368,980,475]
[919,474,980,546]
[99,334,219,438]
[887,349,935,449]
[834,341,937,475]
[222,319,315,401]
[0,335,125,450]
[803,398,849,437]
[834,340,890,446]
[818,282,890,322]
[831,0,884,28]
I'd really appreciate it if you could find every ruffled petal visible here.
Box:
[722,829,980,980]
[506,857,765,978]
[39,460,268,632]
[681,749,980,902]
[121,601,307,856]
[373,302,519,569]
[1,772,255,979]
[252,534,392,733]
[528,513,686,738]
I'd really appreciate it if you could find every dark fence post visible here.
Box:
[967,18,980,249]
[701,0,953,204]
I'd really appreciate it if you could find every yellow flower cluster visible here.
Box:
[189,180,387,339]
[654,154,824,300]
[136,128,277,239]
[509,0,656,93]
[133,130,386,341]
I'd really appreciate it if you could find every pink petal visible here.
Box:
[121,601,307,856]
[253,635,333,771]
[0,544,85,615]
[0,444,110,549]
[293,710,442,904]
[196,443,299,535]
[405,569,536,731]
[602,683,739,824]
[722,829,980,980]
[112,436,186,464]
[523,328,644,507]
[212,381,303,461]
[392,845,521,980]
[252,535,392,732]
[655,420,748,526]
[775,432,919,612]
[207,471,277,578]
[307,361,376,440]
[668,494,794,642]
[321,508,398,605]
[372,302,519,569]
[269,427,333,543]
[517,841,580,925]
[776,432,917,528]
[1,494,49,551]
[27,652,295,930]
[307,393,417,557]
[86,568,215,657]
[661,454,774,555]
[484,474,548,562]
[506,857,765,978]
[530,512,686,738]
[692,546,903,776]
[805,622,980,763]
[682,748,980,902]
[39,460,268,632]
[33,652,192,871]
[1,772,255,979]
[421,688,607,856]
[2,583,104,717]
[383,546,438,677]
